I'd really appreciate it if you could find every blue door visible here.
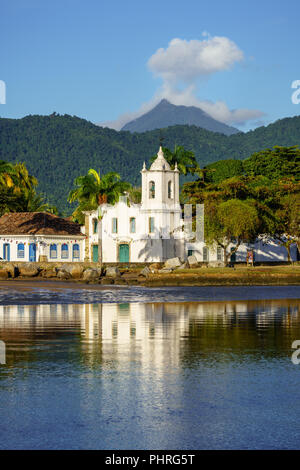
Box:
[3,244,10,261]
[29,243,36,262]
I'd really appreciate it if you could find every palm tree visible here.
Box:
[0,160,16,188]
[128,186,142,204]
[12,163,38,195]
[19,189,58,214]
[68,169,131,267]
[150,145,198,175]
[0,160,58,216]
[0,186,21,216]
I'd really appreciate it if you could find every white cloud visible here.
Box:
[148,36,244,83]
[100,35,265,130]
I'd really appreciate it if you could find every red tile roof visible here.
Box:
[0,212,83,236]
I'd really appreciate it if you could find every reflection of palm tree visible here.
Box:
[68,169,131,267]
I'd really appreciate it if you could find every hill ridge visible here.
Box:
[0,113,299,213]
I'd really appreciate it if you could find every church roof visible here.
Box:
[150,146,171,171]
[0,212,83,236]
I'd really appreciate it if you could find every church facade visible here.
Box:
[84,147,185,263]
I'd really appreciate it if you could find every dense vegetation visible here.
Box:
[0,112,300,213]
[182,146,300,263]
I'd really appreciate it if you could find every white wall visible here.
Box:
[0,235,85,262]
[187,239,298,263]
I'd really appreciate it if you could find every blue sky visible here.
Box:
[1,0,300,131]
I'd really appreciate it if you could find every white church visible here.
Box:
[84,147,297,264]
[84,146,185,263]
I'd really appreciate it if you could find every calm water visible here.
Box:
[0,285,300,449]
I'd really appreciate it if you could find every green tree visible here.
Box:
[271,191,300,262]
[128,186,142,204]
[204,159,244,183]
[243,146,300,181]
[205,199,260,266]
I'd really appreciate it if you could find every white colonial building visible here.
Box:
[84,147,298,264]
[0,212,85,262]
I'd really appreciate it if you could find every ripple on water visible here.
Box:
[0,284,299,305]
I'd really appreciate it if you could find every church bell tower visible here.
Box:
[140,147,181,238]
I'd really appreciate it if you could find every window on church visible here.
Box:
[168,181,173,199]
[149,217,155,233]
[93,219,98,234]
[112,218,118,233]
[149,181,155,199]
[203,246,209,262]
[130,217,136,233]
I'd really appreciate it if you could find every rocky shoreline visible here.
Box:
[0,259,299,287]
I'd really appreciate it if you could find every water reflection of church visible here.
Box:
[1,301,299,369]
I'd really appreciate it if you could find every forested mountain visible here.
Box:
[0,112,299,214]
[121,99,240,135]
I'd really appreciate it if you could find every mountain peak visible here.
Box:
[121,99,240,135]
[158,98,171,105]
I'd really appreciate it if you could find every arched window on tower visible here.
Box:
[149,181,155,199]
[168,180,173,199]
